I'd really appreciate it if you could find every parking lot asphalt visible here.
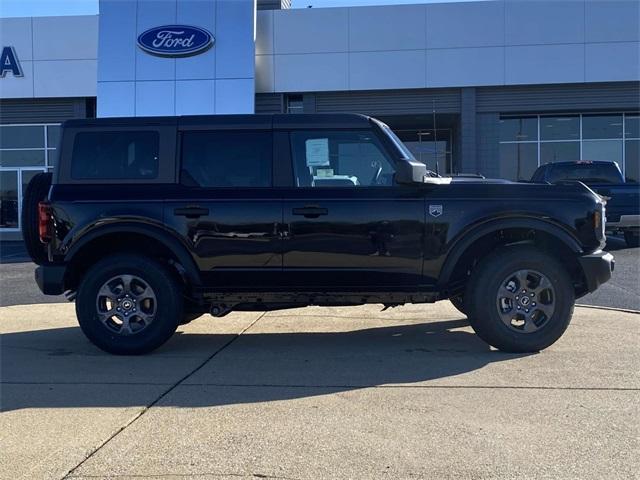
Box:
[1,302,638,479]
[2,237,638,310]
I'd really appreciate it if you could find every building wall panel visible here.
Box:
[349,4,426,52]
[315,89,461,115]
[476,82,640,113]
[0,98,84,124]
[585,42,640,83]
[505,0,584,46]
[585,0,640,43]
[426,1,504,49]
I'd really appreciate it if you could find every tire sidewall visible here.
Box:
[76,255,182,355]
[467,247,575,353]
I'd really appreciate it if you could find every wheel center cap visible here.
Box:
[520,296,531,306]
[121,300,133,310]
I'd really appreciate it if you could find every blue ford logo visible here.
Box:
[137,25,214,57]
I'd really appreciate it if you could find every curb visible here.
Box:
[576,304,640,315]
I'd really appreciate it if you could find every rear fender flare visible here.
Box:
[65,223,201,287]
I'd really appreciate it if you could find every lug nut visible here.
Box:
[530,293,535,297]
[525,309,529,313]
[532,302,537,306]
[517,306,521,310]
[516,296,520,300]
[522,290,526,293]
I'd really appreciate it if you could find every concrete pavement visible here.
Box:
[1,302,638,479]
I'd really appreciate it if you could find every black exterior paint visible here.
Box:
[41,114,610,304]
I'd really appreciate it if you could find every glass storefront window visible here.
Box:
[0,125,45,149]
[0,171,19,229]
[625,140,639,183]
[498,113,639,181]
[47,149,59,167]
[582,114,623,139]
[0,124,60,232]
[47,125,62,149]
[540,142,580,164]
[625,116,640,139]
[540,116,579,141]
[582,140,623,163]
[499,117,538,142]
[0,150,46,167]
[499,143,538,181]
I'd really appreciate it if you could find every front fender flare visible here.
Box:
[437,217,583,289]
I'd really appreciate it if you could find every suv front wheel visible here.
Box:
[464,246,574,353]
[76,254,182,355]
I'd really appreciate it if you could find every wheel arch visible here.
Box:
[438,217,586,296]
[63,223,201,291]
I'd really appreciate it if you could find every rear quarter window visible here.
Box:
[71,131,159,180]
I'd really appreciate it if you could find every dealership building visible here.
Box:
[1,0,639,238]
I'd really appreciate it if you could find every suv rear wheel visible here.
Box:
[464,245,574,353]
[76,254,182,355]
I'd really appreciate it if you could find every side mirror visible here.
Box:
[395,158,427,184]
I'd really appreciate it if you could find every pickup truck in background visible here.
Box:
[531,161,640,247]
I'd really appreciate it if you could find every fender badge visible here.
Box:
[429,205,443,217]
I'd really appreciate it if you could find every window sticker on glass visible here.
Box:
[305,138,330,166]
[316,168,334,177]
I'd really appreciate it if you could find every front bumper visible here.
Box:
[35,264,66,295]
[578,251,614,293]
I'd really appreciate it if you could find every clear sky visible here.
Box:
[0,0,480,18]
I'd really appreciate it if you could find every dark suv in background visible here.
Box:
[23,114,613,355]
[531,161,639,247]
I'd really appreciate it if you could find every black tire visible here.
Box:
[624,230,639,248]
[76,254,182,355]
[21,172,52,265]
[465,245,574,353]
[449,294,467,316]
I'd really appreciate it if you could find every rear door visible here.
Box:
[280,128,425,290]
[164,118,282,289]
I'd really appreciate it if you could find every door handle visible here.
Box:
[174,206,209,218]
[292,206,328,218]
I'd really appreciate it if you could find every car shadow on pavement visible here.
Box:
[1,318,531,412]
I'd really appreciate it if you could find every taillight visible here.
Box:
[38,202,52,243]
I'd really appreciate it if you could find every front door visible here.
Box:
[164,128,281,289]
[282,129,424,290]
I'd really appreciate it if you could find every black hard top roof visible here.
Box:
[63,113,373,130]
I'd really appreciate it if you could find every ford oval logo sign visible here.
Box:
[137,25,214,57]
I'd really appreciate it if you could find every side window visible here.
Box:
[291,130,395,187]
[71,131,159,180]
[181,131,272,188]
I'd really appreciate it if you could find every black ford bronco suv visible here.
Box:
[23,113,613,355]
